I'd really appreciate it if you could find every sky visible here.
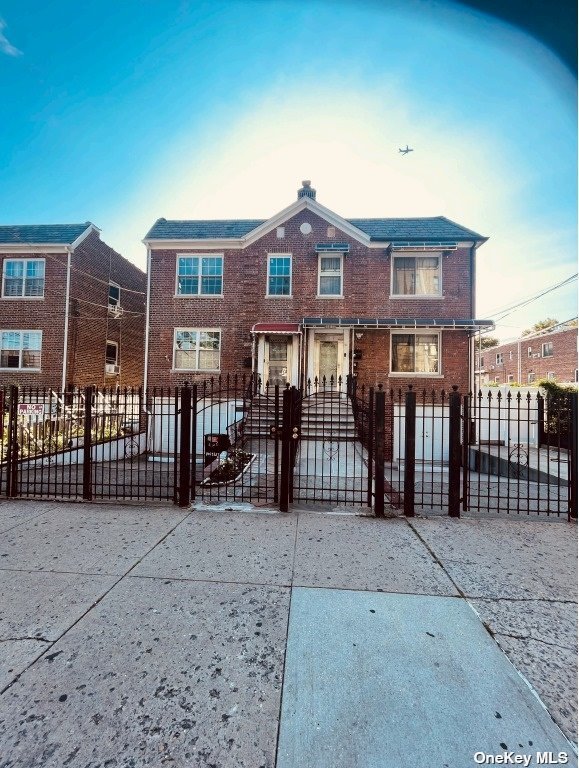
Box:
[0,0,576,341]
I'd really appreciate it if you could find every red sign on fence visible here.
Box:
[17,403,45,417]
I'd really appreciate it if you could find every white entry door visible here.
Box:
[265,337,291,386]
[319,340,339,383]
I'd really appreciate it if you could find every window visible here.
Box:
[494,376,500,383]
[327,226,336,238]
[106,341,118,365]
[174,329,221,371]
[392,255,441,296]
[267,255,291,296]
[318,255,343,296]
[508,374,514,383]
[0,331,42,369]
[542,342,553,357]
[528,372,536,383]
[2,259,45,298]
[496,353,503,364]
[478,356,484,368]
[108,282,120,308]
[527,346,532,357]
[509,351,513,360]
[276,227,285,239]
[391,332,439,374]
[176,255,223,296]
[547,372,556,381]
[575,369,578,383]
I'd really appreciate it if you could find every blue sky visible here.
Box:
[0,0,576,340]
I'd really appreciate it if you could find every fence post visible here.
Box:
[6,386,19,498]
[537,394,545,447]
[367,387,374,508]
[569,392,578,521]
[82,386,93,501]
[190,384,197,502]
[273,385,280,503]
[462,394,470,513]
[404,387,416,517]
[178,384,192,507]
[374,387,385,518]
[448,386,461,518]
[279,386,291,512]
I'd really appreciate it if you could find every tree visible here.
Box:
[521,318,558,336]
[478,336,500,350]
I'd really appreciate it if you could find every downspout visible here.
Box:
[61,247,73,393]
[143,245,152,391]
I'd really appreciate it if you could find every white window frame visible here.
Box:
[267,254,292,297]
[2,258,45,299]
[541,341,553,358]
[528,372,536,383]
[317,253,344,297]
[390,253,442,298]
[527,346,533,357]
[496,353,503,364]
[507,374,514,383]
[175,254,224,297]
[390,331,441,376]
[547,371,556,381]
[105,340,118,365]
[509,351,513,360]
[108,281,121,308]
[173,328,221,372]
[0,330,42,370]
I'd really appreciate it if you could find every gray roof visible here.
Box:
[0,223,92,246]
[145,215,485,242]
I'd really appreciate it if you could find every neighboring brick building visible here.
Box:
[0,224,146,390]
[475,323,578,387]
[143,181,493,392]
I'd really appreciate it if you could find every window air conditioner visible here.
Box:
[105,364,120,375]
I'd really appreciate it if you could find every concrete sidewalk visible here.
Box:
[0,500,576,767]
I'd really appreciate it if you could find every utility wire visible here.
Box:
[485,273,577,322]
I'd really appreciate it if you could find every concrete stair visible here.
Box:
[243,394,278,438]
[300,393,358,440]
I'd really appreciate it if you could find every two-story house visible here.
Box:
[143,182,493,393]
[0,223,146,390]
[475,322,578,386]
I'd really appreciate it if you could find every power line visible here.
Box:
[485,273,577,322]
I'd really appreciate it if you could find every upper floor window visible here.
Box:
[547,372,556,381]
[527,346,532,357]
[542,341,553,357]
[528,372,536,383]
[0,330,42,369]
[173,328,221,371]
[318,255,343,296]
[108,282,120,308]
[267,255,291,296]
[391,332,439,374]
[508,374,514,383]
[2,259,45,298]
[509,351,513,360]
[496,353,503,364]
[177,255,223,296]
[392,255,441,296]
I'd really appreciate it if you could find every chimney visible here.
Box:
[297,180,316,200]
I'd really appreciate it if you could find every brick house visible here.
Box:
[0,224,146,390]
[475,323,578,387]
[143,182,493,393]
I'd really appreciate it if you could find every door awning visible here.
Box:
[302,317,495,331]
[251,323,302,335]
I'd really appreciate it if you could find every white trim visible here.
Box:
[143,247,151,390]
[175,253,224,297]
[390,253,442,298]
[0,328,43,371]
[70,224,99,249]
[267,253,292,297]
[1,257,46,299]
[173,327,222,371]
[390,330,441,375]
[317,252,344,297]
[108,280,121,308]
[61,249,72,391]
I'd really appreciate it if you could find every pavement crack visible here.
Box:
[494,631,577,652]
[0,637,51,643]
[405,520,466,597]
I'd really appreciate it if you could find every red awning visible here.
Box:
[251,323,302,334]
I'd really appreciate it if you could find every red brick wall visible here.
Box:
[476,328,578,385]
[0,250,68,389]
[68,231,146,389]
[147,209,475,391]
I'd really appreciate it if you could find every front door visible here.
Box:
[266,337,290,386]
[318,341,338,384]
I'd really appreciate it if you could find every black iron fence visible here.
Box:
[1,380,576,521]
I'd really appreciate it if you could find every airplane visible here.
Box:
[399,145,414,155]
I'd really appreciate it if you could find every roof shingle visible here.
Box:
[0,223,92,246]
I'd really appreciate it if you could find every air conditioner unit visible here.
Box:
[105,364,120,375]
[108,304,123,318]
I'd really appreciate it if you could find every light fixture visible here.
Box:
[355,332,363,340]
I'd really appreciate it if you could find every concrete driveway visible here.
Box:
[0,500,576,767]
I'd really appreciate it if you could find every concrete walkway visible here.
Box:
[0,500,576,767]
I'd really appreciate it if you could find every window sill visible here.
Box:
[0,367,41,372]
[316,294,343,299]
[170,368,221,373]
[390,294,443,299]
[1,296,45,300]
[174,294,224,299]
[389,372,443,378]
[265,295,293,299]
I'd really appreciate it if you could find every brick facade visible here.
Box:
[0,228,146,390]
[146,194,485,396]
[475,326,578,386]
